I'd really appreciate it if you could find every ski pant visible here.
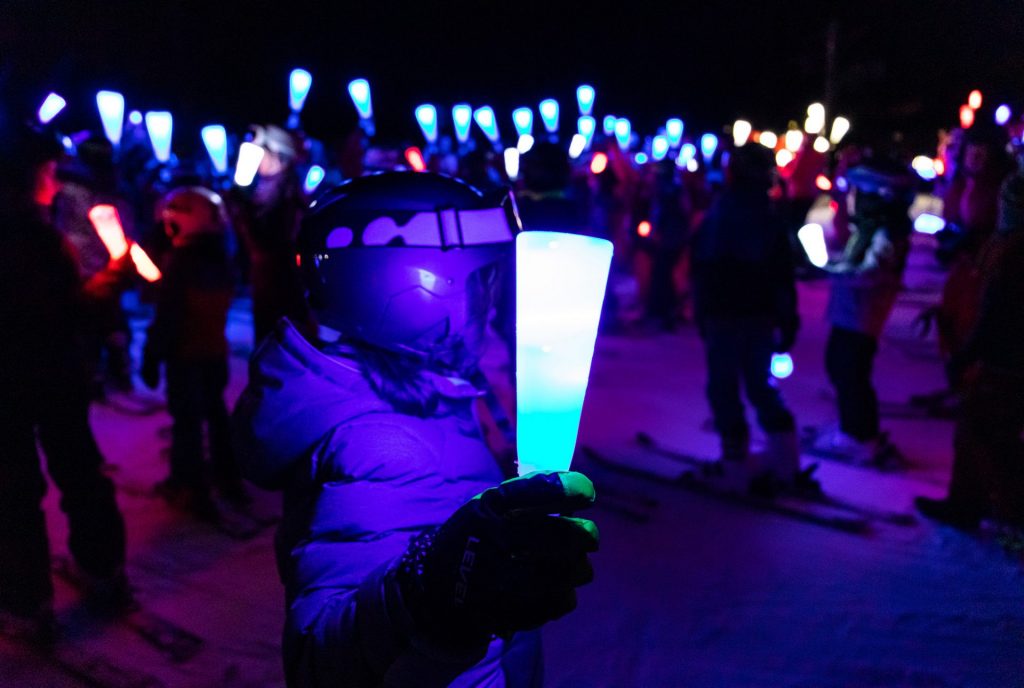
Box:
[825,326,879,441]
[0,390,126,615]
[701,317,795,443]
[948,366,1024,524]
[165,358,240,492]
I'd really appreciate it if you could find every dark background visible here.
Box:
[3,0,1023,154]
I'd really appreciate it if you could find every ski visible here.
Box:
[636,432,916,526]
[799,427,912,473]
[52,556,204,664]
[579,446,871,534]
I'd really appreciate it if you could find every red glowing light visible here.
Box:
[960,105,975,129]
[637,220,652,237]
[590,152,608,175]
[88,205,130,260]
[934,158,945,176]
[404,147,426,172]
[829,200,839,214]
[295,254,302,267]
[129,243,162,282]
[815,174,832,192]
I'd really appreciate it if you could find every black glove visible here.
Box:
[775,316,800,353]
[396,471,598,652]
[140,352,161,390]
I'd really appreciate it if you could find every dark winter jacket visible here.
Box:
[826,226,908,338]
[691,187,796,326]
[231,321,541,688]
[144,233,234,364]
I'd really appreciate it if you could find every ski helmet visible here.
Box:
[160,186,228,246]
[847,157,915,235]
[297,171,520,358]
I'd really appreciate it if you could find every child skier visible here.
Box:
[142,186,245,517]
[232,172,599,687]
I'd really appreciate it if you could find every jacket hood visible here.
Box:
[232,320,391,489]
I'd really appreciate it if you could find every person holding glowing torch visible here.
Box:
[233,172,610,687]
[0,128,132,642]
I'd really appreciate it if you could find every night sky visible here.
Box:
[3,0,1023,153]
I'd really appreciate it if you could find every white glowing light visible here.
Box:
[771,353,794,379]
[347,79,372,119]
[473,106,500,143]
[540,99,559,134]
[804,102,825,134]
[452,104,473,144]
[651,135,670,161]
[676,142,696,167]
[996,104,1012,126]
[516,231,613,475]
[304,165,326,194]
[797,223,828,267]
[568,134,587,159]
[234,142,265,187]
[759,130,778,149]
[415,104,438,143]
[517,134,535,154]
[666,118,684,147]
[37,93,66,124]
[784,129,804,152]
[513,107,533,137]
[576,85,595,115]
[686,157,699,172]
[289,68,312,112]
[700,133,718,162]
[614,118,631,150]
[504,147,520,180]
[912,155,937,180]
[201,125,229,175]
[968,89,983,110]
[776,148,795,167]
[96,90,125,146]
[829,117,850,144]
[144,111,173,163]
[732,120,752,147]
[813,136,830,153]
[914,213,946,235]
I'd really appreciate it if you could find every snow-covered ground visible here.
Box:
[2,235,1022,687]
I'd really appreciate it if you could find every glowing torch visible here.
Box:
[201,125,229,176]
[347,78,374,136]
[144,111,173,164]
[452,104,473,145]
[289,68,313,114]
[38,93,66,125]
[96,91,125,146]
[797,223,828,268]
[513,108,534,138]
[576,85,595,116]
[415,104,439,144]
[540,99,559,138]
[516,231,613,475]
[233,142,265,187]
[88,205,161,281]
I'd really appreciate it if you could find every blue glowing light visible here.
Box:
[651,135,670,162]
[666,118,684,147]
[516,231,613,475]
[603,115,617,135]
[415,104,438,143]
[578,116,596,147]
[144,111,173,163]
[289,69,312,112]
[539,99,559,134]
[614,118,631,150]
[634,152,649,165]
[914,213,946,235]
[576,85,595,116]
[37,93,66,125]
[304,165,326,194]
[473,106,500,143]
[200,125,229,175]
[513,108,533,137]
[771,353,794,379]
[347,78,372,119]
[96,90,125,146]
[996,104,1012,126]
[700,133,719,162]
[61,136,74,153]
[128,110,143,126]
[676,143,697,167]
[452,104,473,144]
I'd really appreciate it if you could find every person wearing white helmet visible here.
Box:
[142,186,245,517]
[232,172,599,687]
